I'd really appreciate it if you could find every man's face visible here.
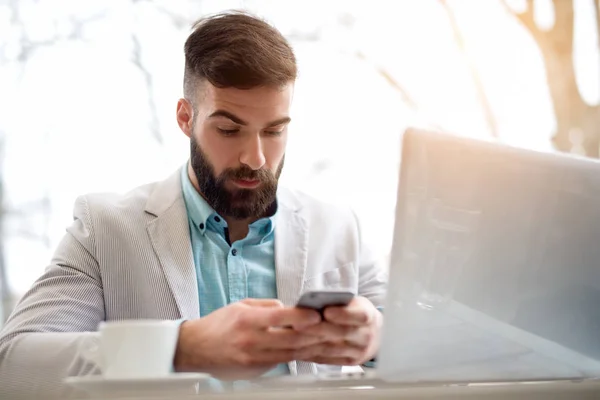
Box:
[177,83,292,220]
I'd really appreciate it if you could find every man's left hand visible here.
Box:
[294,296,382,366]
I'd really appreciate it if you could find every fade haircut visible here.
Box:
[183,11,297,103]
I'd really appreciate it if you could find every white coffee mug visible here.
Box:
[81,319,180,379]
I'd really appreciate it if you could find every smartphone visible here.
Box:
[296,290,355,313]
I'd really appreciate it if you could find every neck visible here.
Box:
[225,218,252,243]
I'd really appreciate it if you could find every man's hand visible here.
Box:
[294,296,382,366]
[173,299,322,380]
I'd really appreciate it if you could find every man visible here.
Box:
[0,11,386,399]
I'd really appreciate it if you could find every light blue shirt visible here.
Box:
[180,165,289,377]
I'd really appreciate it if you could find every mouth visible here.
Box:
[231,178,261,189]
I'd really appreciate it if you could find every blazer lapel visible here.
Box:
[145,168,200,320]
[275,189,317,375]
[274,189,308,307]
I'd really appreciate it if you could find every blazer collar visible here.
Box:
[145,166,199,319]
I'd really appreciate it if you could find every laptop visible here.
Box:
[259,127,600,388]
[377,128,600,384]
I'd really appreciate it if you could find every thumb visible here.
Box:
[240,298,284,308]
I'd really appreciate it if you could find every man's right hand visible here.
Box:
[173,299,322,380]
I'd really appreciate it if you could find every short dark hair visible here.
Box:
[183,11,297,101]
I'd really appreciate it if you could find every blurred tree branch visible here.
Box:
[500,0,600,157]
[356,51,418,111]
[500,0,540,38]
[131,32,163,145]
[439,0,499,138]
[355,51,445,132]
[132,0,211,144]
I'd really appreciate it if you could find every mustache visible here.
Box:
[220,165,275,182]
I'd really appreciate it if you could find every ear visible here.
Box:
[176,98,194,138]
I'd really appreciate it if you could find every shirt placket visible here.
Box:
[227,236,248,303]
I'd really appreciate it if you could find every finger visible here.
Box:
[300,322,370,347]
[345,326,373,348]
[295,343,364,364]
[241,298,284,308]
[237,306,320,330]
[299,321,352,341]
[323,297,377,326]
[262,307,321,330]
[258,327,325,350]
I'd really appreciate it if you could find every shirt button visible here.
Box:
[199,223,205,230]
[214,216,221,223]
[231,249,238,256]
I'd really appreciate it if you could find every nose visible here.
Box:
[239,135,266,170]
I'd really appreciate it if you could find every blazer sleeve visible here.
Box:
[353,211,388,309]
[0,196,105,399]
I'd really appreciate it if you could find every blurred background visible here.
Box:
[0,0,598,324]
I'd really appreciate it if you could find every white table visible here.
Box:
[71,379,600,400]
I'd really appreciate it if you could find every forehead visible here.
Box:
[201,84,294,120]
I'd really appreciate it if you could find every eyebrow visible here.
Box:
[208,110,291,128]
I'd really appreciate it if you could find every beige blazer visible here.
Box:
[0,168,387,399]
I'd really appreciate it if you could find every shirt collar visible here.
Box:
[180,163,278,236]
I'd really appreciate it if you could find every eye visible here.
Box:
[264,130,284,137]
[217,128,239,136]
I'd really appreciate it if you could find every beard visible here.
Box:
[189,137,284,220]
